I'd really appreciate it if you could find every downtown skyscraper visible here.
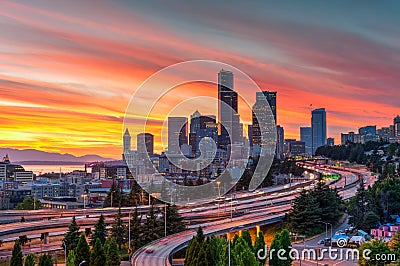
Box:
[312,108,327,154]
[218,69,240,149]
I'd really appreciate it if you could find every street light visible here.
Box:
[62,240,66,264]
[128,210,132,262]
[78,261,86,266]
[317,221,332,247]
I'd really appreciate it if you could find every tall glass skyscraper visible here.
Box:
[168,117,188,154]
[218,69,240,149]
[300,127,312,155]
[252,91,277,147]
[311,108,327,154]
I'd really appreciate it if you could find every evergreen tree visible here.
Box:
[110,207,126,249]
[205,236,226,266]
[241,230,253,250]
[141,205,161,244]
[254,231,266,265]
[185,236,199,266]
[287,191,321,236]
[103,181,123,207]
[66,250,76,266]
[10,240,23,266]
[128,180,144,206]
[38,254,53,266]
[89,239,105,266]
[232,237,259,266]
[195,246,208,266]
[75,234,90,266]
[129,207,142,251]
[280,229,292,266]
[269,231,282,266]
[363,211,380,231]
[63,217,80,252]
[24,254,35,266]
[105,238,120,266]
[90,214,107,246]
[164,204,186,235]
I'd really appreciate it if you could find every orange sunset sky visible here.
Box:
[0,1,399,159]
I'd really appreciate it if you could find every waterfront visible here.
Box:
[21,164,86,175]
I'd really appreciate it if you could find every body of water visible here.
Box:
[21,164,86,175]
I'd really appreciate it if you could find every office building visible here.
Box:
[327,138,335,146]
[123,129,131,153]
[359,126,377,143]
[168,117,188,154]
[288,141,306,156]
[312,108,327,154]
[137,133,154,156]
[395,116,400,142]
[276,125,285,159]
[218,69,240,149]
[300,127,313,155]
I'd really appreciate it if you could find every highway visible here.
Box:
[132,163,372,266]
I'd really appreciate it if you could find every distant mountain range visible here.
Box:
[0,148,114,164]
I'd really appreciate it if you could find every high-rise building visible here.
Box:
[168,117,188,154]
[218,69,240,149]
[276,125,285,159]
[311,108,327,154]
[377,127,392,142]
[359,126,377,143]
[137,133,154,156]
[252,91,277,148]
[394,116,400,142]
[300,127,312,155]
[287,141,306,156]
[327,138,335,146]
[123,129,131,153]
[248,125,253,147]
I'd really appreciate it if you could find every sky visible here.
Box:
[0,0,399,158]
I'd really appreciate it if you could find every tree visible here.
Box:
[164,204,186,235]
[185,237,199,266]
[254,231,266,265]
[19,235,29,246]
[205,236,226,266]
[90,214,107,246]
[141,205,161,244]
[129,207,142,251]
[90,239,106,266]
[269,231,282,266]
[232,237,259,266]
[241,230,253,251]
[14,196,42,210]
[280,229,292,266]
[24,254,35,266]
[359,239,391,266]
[110,207,126,249]
[63,217,80,252]
[103,182,123,207]
[363,212,380,231]
[105,238,120,266]
[10,240,23,266]
[75,235,90,266]
[66,250,76,266]
[38,254,53,266]
[390,232,400,265]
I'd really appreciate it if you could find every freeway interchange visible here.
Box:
[0,162,375,264]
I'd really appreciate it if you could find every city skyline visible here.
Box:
[1,1,399,158]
